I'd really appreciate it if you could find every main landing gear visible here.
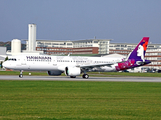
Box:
[82,74,89,79]
[19,70,23,78]
[69,74,89,79]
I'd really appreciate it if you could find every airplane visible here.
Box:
[2,37,151,79]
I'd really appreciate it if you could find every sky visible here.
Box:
[0,0,161,43]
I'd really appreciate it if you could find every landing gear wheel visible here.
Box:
[19,70,23,78]
[82,74,89,79]
[19,74,23,78]
[70,76,76,78]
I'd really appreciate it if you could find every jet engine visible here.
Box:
[47,70,63,76]
[65,67,81,76]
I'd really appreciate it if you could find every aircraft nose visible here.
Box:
[2,61,15,69]
[2,62,8,68]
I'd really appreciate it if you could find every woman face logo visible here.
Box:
[137,45,145,62]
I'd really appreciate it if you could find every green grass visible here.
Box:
[0,71,48,76]
[0,81,161,120]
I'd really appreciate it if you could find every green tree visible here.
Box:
[0,61,2,68]
[1,56,8,68]
[5,56,8,61]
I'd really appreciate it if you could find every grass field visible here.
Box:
[0,81,161,120]
[0,71,48,76]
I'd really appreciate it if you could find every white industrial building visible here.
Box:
[6,39,21,56]
[7,24,43,56]
[26,24,36,51]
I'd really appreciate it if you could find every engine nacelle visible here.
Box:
[65,67,81,76]
[47,70,62,76]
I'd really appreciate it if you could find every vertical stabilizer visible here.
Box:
[115,37,150,71]
[128,37,149,62]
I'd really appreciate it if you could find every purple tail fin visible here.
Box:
[115,37,150,71]
[128,37,149,62]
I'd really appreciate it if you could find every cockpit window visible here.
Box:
[8,58,17,61]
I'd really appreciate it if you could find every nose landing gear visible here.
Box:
[19,70,23,78]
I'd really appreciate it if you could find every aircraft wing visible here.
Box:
[79,63,114,69]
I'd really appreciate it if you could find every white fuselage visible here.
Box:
[3,55,124,72]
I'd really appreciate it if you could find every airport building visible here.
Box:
[34,39,111,55]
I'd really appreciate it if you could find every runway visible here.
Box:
[0,75,161,82]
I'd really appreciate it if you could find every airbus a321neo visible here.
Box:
[2,37,151,79]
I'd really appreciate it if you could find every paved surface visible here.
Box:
[0,75,161,82]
